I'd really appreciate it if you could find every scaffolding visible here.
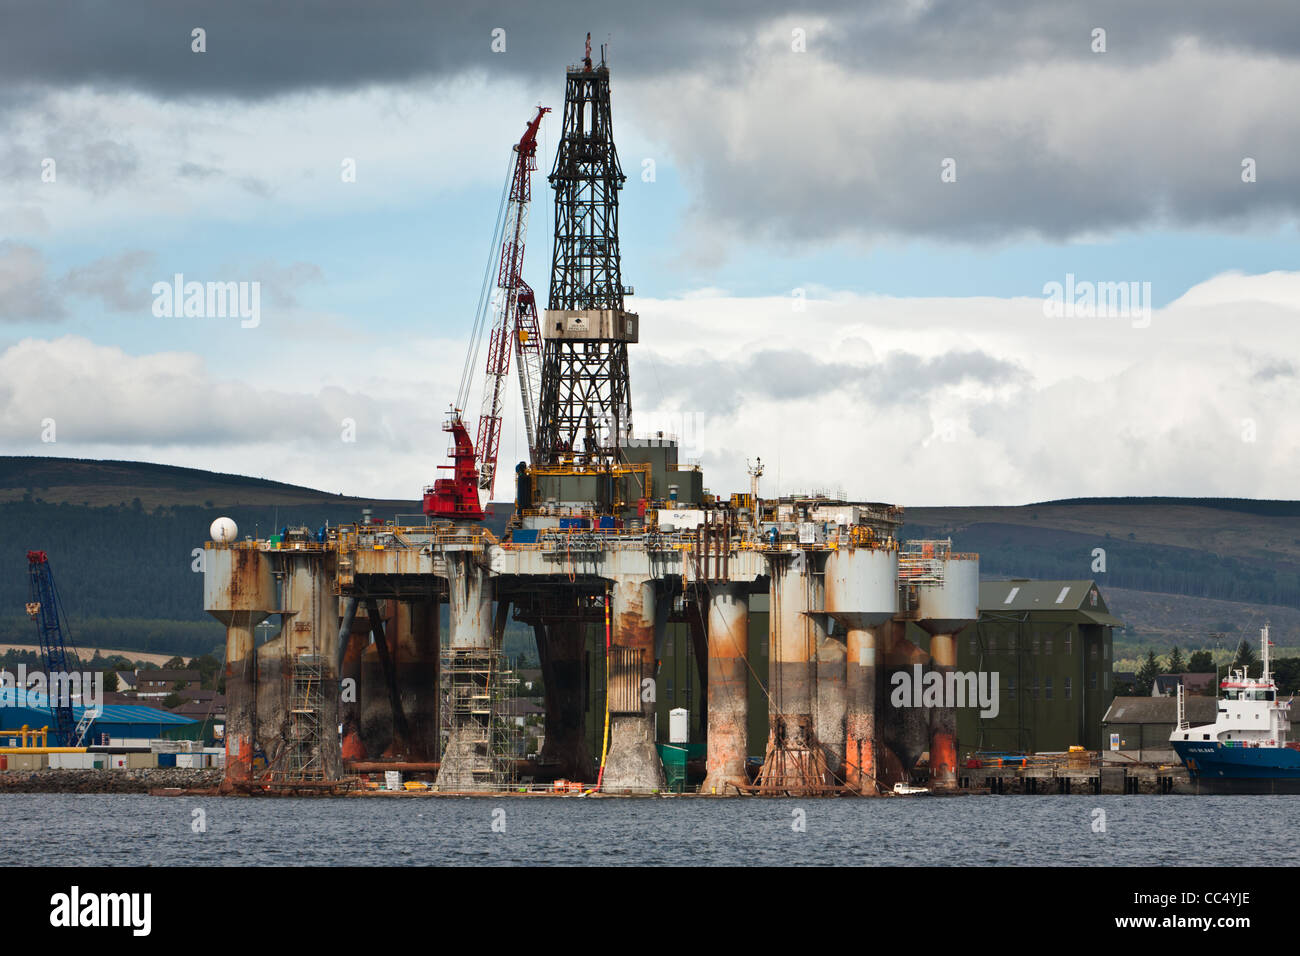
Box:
[442,648,522,790]
[272,653,326,784]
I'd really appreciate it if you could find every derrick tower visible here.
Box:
[536,37,638,465]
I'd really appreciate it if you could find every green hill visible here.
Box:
[905,499,1300,654]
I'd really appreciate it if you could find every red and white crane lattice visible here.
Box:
[424,105,550,521]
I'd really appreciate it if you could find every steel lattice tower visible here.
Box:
[536,44,638,465]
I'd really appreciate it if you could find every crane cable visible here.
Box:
[455,151,515,415]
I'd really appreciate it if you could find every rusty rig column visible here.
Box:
[914,549,978,792]
[928,633,958,790]
[436,551,494,790]
[274,553,344,782]
[538,620,595,781]
[757,554,825,789]
[825,546,897,794]
[204,546,275,788]
[844,624,886,792]
[397,599,440,760]
[602,577,666,791]
[814,625,846,785]
[702,582,749,794]
[339,599,367,762]
[879,617,932,788]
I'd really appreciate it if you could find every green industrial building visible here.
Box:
[956,579,1121,755]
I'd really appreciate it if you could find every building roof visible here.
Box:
[0,687,196,725]
[978,579,1124,626]
[169,699,225,719]
[138,669,199,683]
[1152,675,1181,695]
[502,699,546,717]
[114,671,138,687]
[1102,695,1218,725]
[1153,673,1218,695]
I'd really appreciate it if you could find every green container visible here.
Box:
[657,744,689,793]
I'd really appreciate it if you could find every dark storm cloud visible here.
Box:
[0,0,747,98]
[3,1,1298,99]
[5,1,1299,244]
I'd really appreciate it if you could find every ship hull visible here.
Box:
[1171,740,1300,794]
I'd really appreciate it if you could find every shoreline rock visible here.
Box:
[0,768,223,794]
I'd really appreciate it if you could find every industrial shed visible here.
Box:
[1102,695,1219,761]
[957,579,1123,754]
[0,688,199,746]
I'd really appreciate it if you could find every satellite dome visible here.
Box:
[210,517,238,543]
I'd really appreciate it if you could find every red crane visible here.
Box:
[424,106,549,521]
[476,105,548,493]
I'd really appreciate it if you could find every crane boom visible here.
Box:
[25,550,81,746]
[474,105,550,497]
[514,280,543,463]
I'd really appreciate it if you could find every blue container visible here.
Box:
[597,516,615,530]
[511,529,539,544]
[559,517,590,530]
[157,753,177,768]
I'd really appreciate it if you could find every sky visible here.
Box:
[2,1,1299,506]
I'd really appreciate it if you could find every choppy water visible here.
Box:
[2,794,1296,866]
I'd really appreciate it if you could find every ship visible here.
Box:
[1170,626,1300,794]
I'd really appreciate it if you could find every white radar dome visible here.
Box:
[210,517,238,543]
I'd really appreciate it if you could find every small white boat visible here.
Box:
[892,782,930,796]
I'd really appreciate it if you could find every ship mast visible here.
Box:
[1261,624,1271,684]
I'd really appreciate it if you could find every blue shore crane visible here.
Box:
[25,550,84,746]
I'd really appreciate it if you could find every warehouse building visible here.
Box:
[0,688,199,746]
[1102,695,1220,762]
[956,579,1122,754]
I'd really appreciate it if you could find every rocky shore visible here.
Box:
[0,768,223,794]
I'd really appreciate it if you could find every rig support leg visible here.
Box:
[601,577,666,792]
[845,623,881,794]
[435,552,495,791]
[702,583,750,795]
[928,633,958,790]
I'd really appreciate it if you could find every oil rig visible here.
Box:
[203,38,979,795]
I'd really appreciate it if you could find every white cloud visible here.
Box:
[4,271,1298,506]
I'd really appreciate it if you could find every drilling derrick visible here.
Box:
[536,39,638,466]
